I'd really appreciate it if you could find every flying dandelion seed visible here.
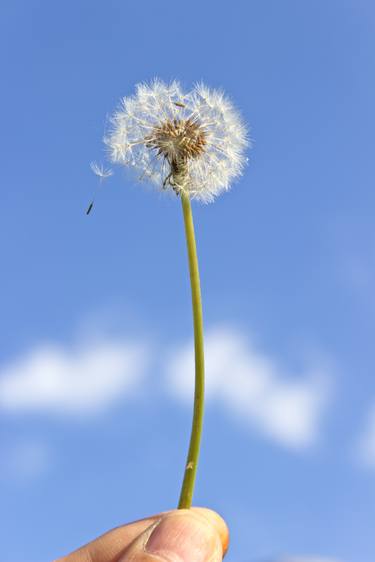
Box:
[90,161,113,179]
[86,162,113,214]
[103,80,248,202]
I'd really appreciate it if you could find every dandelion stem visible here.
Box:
[178,193,205,510]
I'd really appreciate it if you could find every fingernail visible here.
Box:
[145,511,222,562]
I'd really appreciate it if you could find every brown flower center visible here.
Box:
[146,118,207,163]
[144,118,207,192]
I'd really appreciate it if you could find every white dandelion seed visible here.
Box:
[86,162,113,215]
[102,79,249,203]
[90,161,113,179]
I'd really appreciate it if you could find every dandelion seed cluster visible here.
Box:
[103,80,248,203]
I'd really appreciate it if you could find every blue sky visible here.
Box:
[0,1,374,561]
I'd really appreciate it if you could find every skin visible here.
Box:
[55,508,229,562]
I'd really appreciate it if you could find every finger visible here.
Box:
[56,508,229,562]
[118,508,229,562]
[56,514,163,562]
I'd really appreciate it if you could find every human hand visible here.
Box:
[56,507,229,562]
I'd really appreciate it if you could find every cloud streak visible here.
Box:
[356,404,375,467]
[0,440,51,482]
[167,327,332,449]
[0,339,148,415]
[0,326,333,450]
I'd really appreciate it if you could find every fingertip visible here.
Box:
[190,508,229,556]
[141,509,228,562]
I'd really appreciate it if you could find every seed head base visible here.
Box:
[145,118,207,193]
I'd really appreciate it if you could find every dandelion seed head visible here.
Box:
[103,79,249,203]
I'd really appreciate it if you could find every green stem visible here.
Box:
[178,193,205,510]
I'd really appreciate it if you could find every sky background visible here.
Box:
[0,1,374,561]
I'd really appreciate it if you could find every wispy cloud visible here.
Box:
[0,440,51,482]
[0,339,149,415]
[167,327,332,449]
[0,327,333,450]
[356,404,375,467]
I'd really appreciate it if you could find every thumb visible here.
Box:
[118,508,229,562]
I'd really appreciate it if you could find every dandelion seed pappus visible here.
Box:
[86,162,113,215]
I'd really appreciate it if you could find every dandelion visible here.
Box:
[92,79,249,510]
[104,80,248,202]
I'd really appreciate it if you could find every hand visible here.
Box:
[56,507,229,562]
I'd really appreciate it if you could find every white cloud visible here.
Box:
[356,404,375,467]
[0,327,332,450]
[0,339,148,415]
[167,327,332,449]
